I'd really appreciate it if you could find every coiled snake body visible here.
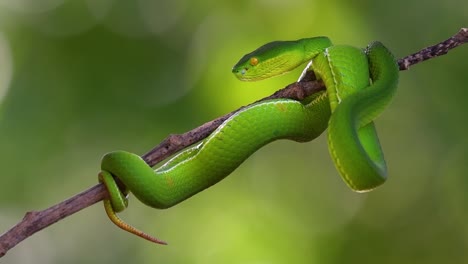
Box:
[98,37,399,243]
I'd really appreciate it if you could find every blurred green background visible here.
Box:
[0,0,467,263]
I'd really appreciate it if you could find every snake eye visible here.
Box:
[249,57,259,66]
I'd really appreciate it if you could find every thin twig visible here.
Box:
[1,27,466,257]
[398,27,468,70]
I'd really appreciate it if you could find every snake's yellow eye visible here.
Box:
[250,57,259,66]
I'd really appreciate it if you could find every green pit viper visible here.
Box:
[98,37,399,244]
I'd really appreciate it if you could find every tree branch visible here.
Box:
[398,27,468,70]
[1,27,466,257]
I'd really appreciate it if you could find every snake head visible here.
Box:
[232,37,332,82]
[232,40,307,81]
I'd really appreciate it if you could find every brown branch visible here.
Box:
[1,27,467,257]
[398,27,468,70]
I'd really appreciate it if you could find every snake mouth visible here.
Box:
[232,67,246,74]
[232,67,249,80]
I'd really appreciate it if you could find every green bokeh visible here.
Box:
[0,0,467,263]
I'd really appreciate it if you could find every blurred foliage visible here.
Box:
[0,0,467,263]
